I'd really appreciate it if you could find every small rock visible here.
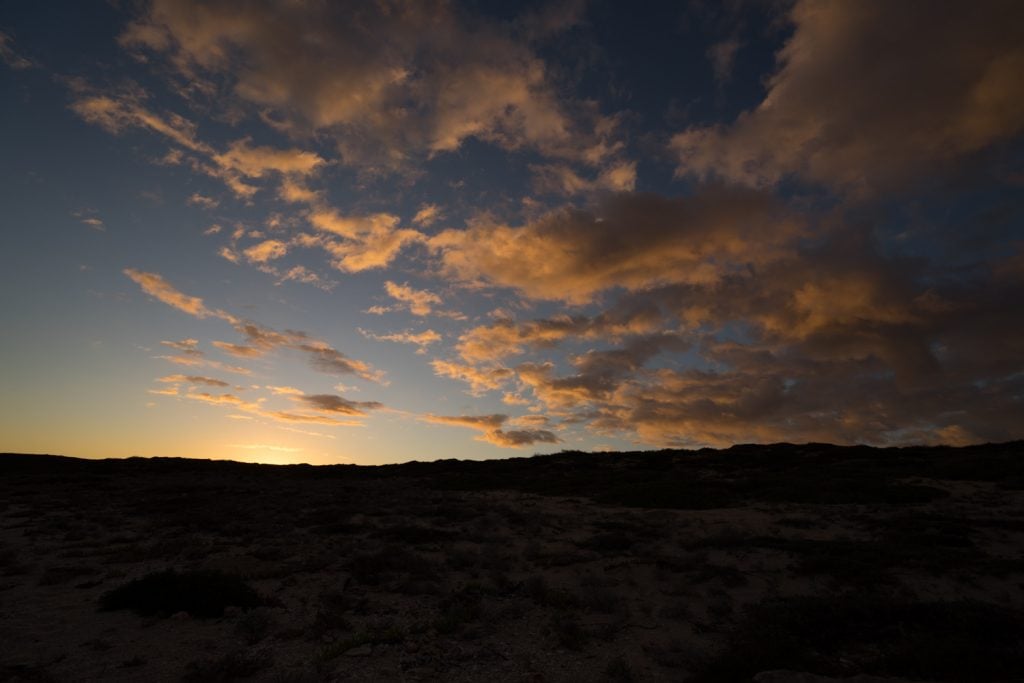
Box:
[170,611,190,621]
[344,644,373,657]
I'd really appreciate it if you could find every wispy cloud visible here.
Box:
[0,31,34,70]
[125,268,230,320]
[126,269,383,382]
[360,328,441,354]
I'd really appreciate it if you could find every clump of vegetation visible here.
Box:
[347,546,438,586]
[551,613,589,650]
[182,649,271,681]
[604,656,634,682]
[99,569,263,618]
[434,584,484,634]
[236,607,278,644]
[373,523,457,544]
[316,622,405,662]
[523,575,582,608]
[309,591,352,636]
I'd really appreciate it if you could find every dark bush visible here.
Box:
[99,569,263,618]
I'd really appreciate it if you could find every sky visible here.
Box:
[1,0,1023,465]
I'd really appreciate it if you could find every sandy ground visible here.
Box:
[1,444,1023,682]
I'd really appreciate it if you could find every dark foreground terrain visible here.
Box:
[2,442,1023,682]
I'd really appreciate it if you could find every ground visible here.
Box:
[1,443,1023,682]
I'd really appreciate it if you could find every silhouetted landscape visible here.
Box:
[2,443,1024,681]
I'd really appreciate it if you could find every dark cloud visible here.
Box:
[298,394,384,416]
[487,428,560,447]
[673,0,1024,194]
[422,413,561,447]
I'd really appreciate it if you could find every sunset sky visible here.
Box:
[2,1,1023,465]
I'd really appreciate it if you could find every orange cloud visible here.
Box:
[304,211,423,272]
[211,341,264,358]
[243,239,288,264]
[70,87,324,199]
[124,268,229,319]
[383,281,442,316]
[432,189,799,304]
[412,203,443,227]
[430,360,514,395]
[119,0,619,170]
[422,413,559,447]
[213,138,324,178]
[71,91,207,153]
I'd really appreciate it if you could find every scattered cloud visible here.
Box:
[69,85,325,198]
[382,280,442,316]
[126,269,382,382]
[305,210,423,272]
[72,209,105,231]
[243,239,288,264]
[412,203,443,227]
[187,193,219,209]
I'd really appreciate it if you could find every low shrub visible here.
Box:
[99,569,263,618]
